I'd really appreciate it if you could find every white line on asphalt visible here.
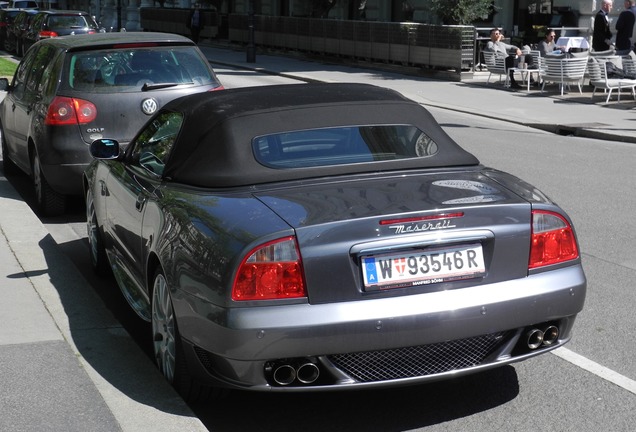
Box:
[553,347,636,395]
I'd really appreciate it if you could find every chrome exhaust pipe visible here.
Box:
[526,328,544,349]
[542,325,559,346]
[273,364,296,386]
[296,362,320,384]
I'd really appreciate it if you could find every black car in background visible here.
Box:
[0,7,20,51]
[5,8,36,54]
[21,10,100,54]
[0,32,224,216]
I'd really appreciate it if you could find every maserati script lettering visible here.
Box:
[389,219,456,234]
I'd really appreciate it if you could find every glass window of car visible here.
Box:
[41,49,63,97]
[63,46,215,92]
[25,44,56,96]
[130,112,184,177]
[47,14,95,30]
[253,125,439,168]
[11,45,36,100]
[29,12,43,31]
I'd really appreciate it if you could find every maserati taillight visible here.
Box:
[232,236,307,301]
[45,96,97,125]
[529,210,579,269]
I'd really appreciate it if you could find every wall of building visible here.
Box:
[68,0,621,46]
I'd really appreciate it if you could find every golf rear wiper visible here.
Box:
[142,82,180,91]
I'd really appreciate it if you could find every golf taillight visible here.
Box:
[45,96,97,125]
[529,210,579,269]
[232,236,307,301]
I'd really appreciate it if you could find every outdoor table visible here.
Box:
[510,64,540,91]
[557,37,590,51]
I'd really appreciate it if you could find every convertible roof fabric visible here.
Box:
[159,83,480,187]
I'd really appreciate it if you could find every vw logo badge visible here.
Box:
[141,98,158,115]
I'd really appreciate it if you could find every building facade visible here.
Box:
[59,1,618,44]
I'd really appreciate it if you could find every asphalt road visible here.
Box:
[6,66,635,431]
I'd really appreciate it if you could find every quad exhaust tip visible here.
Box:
[526,325,560,350]
[272,361,320,386]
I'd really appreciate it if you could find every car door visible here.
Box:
[1,46,36,172]
[8,44,56,173]
[103,111,184,295]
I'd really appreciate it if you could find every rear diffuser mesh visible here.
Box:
[328,331,509,382]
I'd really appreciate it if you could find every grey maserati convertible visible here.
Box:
[84,83,586,400]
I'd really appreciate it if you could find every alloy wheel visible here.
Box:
[152,271,176,383]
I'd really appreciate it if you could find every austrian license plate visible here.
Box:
[361,243,486,291]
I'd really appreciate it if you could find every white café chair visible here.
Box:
[541,55,588,95]
[482,51,509,86]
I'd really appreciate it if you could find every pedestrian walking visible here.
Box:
[187,3,205,44]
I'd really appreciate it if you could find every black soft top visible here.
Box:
[158,83,480,187]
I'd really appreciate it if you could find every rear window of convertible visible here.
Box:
[252,125,439,168]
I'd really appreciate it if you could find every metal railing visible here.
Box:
[140,8,475,80]
[228,14,473,77]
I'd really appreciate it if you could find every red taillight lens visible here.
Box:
[529,210,579,269]
[39,30,58,38]
[232,236,307,301]
[45,96,97,126]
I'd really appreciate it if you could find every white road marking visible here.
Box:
[553,347,636,395]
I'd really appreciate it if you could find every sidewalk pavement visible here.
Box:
[199,43,636,144]
[1,42,634,432]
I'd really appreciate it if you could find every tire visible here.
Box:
[1,122,19,175]
[86,188,109,276]
[32,152,66,217]
[151,268,221,403]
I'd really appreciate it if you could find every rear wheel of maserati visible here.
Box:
[151,267,214,402]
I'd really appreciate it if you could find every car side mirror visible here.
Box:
[90,139,120,159]
[0,78,10,92]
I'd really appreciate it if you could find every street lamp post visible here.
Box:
[117,0,122,32]
[246,0,255,63]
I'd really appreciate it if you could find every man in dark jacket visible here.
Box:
[593,0,614,51]
[187,3,205,44]
[615,0,636,54]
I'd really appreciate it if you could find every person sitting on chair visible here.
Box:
[486,28,535,89]
[539,30,568,56]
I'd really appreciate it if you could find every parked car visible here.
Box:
[8,0,38,8]
[21,9,99,54]
[0,7,21,51]
[5,8,35,54]
[84,83,587,401]
[0,32,224,215]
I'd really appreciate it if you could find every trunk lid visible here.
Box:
[255,169,533,304]
[64,85,216,145]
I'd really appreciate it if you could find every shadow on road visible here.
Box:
[192,366,519,431]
